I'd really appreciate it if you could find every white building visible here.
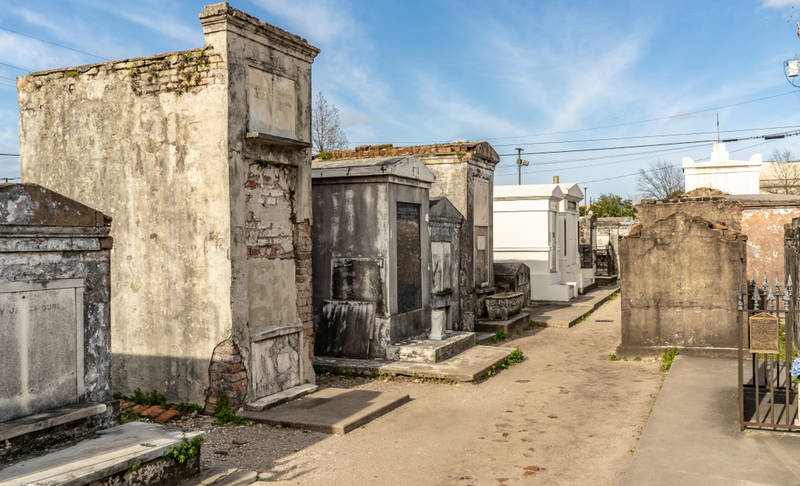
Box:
[493,182,586,302]
[683,143,762,195]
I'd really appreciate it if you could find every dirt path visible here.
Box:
[191,298,664,485]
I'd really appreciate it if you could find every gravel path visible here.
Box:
[175,298,664,485]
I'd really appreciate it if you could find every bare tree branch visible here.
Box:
[636,159,685,199]
[312,92,349,154]
[762,149,800,195]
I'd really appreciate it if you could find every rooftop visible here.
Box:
[312,156,436,183]
[321,141,500,165]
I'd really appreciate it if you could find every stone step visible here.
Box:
[475,312,531,338]
[245,384,319,412]
[385,331,476,363]
[0,422,204,486]
[475,332,496,345]
[180,468,258,485]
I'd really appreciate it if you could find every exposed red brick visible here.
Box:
[154,408,180,423]
[140,405,164,418]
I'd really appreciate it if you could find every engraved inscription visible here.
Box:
[749,312,780,354]
[0,280,83,421]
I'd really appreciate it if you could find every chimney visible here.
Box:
[553,175,559,184]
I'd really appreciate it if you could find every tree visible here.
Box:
[312,92,348,154]
[636,160,684,200]
[587,194,636,218]
[763,148,800,195]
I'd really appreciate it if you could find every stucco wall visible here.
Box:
[18,48,231,404]
[619,213,746,356]
[740,207,800,283]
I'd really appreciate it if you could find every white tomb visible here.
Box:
[493,183,584,302]
[682,143,762,195]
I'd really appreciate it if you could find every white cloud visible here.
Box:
[762,0,800,8]
[74,0,202,46]
[0,32,87,72]
[248,0,356,45]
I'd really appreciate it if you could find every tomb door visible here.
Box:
[397,202,422,313]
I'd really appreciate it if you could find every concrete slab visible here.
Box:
[0,402,106,441]
[241,388,410,435]
[0,421,203,485]
[475,312,530,338]
[385,331,475,363]
[528,285,618,328]
[622,356,800,486]
[245,384,318,412]
[316,345,516,382]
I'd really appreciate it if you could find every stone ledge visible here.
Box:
[0,402,106,442]
[385,331,476,363]
[0,422,203,485]
[245,384,319,412]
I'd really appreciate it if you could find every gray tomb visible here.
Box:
[429,198,463,340]
[311,156,435,359]
[0,183,115,462]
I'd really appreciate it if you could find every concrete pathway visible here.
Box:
[187,298,664,485]
[623,356,800,486]
[527,285,619,328]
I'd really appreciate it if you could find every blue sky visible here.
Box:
[2,0,800,199]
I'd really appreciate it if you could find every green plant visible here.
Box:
[113,391,123,400]
[456,150,467,158]
[121,411,140,424]
[213,393,247,425]
[131,388,167,407]
[172,402,202,414]
[607,291,619,301]
[66,70,78,78]
[608,353,620,361]
[124,463,140,477]
[163,436,204,464]
[660,347,679,371]
[506,348,524,365]
[491,330,508,343]
[634,356,642,361]
[317,152,333,160]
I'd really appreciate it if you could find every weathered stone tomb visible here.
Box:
[326,142,500,331]
[311,156,435,359]
[428,197,464,339]
[17,3,319,410]
[0,183,114,460]
[619,212,746,356]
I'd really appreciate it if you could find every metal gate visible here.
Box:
[738,275,800,431]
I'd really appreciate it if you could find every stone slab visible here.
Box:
[622,356,800,485]
[316,345,516,382]
[0,422,203,485]
[528,285,618,328]
[241,387,410,435]
[475,312,530,338]
[0,402,106,442]
[385,331,475,363]
[475,332,495,345]
[245,383,319,412]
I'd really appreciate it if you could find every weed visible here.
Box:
[256,159,274,169]
[491,330,508,343]
[456,150,467,158]
[608,353,620,361]
[634,356,642,361]
[124,463,140,477]
[66,70,78,78]
[172,402,203,414]
[113,391,123,400]
[484,348,525,377]
[317,152,333,160]
[607,291,619,301]
[163,436,204,464]
[131,388,167,408]
[121,411,140,424]
[213,393,248,425]
[660,347,679,371]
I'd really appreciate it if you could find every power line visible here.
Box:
[490,124,800,148]
[0,60,31,72]
[574,139,783,185]
[0,26,109,60]
[497,130,800,157]
[0,153,20,156]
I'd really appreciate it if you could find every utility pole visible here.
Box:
[716,113,720,143]
[515,147,529,185]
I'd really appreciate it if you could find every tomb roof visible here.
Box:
[494,184,565,199]
[322,141,500,164]
[312,156,435,183]
[429,197,464,222]
[0,183,111,228]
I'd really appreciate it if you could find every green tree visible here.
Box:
[588,194,636,218]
